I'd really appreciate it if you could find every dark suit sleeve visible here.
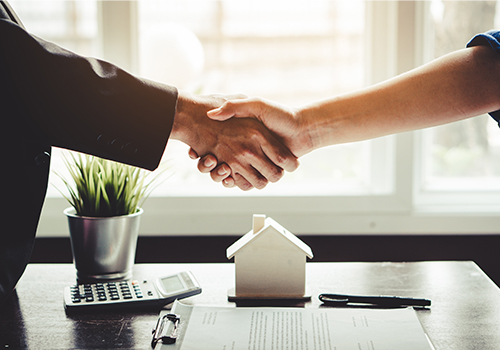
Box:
[0,12,178,306]
[0,18,178,171]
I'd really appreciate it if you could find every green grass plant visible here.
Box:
[56,152,166,217]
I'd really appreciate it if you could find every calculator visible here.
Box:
[63,271,202,312]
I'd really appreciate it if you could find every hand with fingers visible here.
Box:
[188,148,235,187]
[172,92,299,190]
[188,97,311,188]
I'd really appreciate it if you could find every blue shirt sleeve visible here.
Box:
[467,30,500,126]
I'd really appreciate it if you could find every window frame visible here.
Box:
[36,1,500,238]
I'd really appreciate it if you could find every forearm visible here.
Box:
[298,45,500,150]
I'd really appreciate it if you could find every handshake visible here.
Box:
[171,91,316,191]
[171,43,497,190]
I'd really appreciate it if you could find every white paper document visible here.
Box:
[156,300,432,350]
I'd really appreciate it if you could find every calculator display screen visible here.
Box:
[159,275,184,294]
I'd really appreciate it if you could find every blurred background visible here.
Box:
[9,1,500,285]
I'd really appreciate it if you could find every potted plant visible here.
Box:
[57,152,165,282]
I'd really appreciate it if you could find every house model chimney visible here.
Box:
[252,214,266,234]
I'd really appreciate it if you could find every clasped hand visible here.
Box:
[172,92,301,190]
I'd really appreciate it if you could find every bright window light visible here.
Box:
[419,0,500,193]
[137,0,385,197]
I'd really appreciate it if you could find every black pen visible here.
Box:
[319,293,431,307]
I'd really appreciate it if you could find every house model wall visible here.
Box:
[227,214,313,298]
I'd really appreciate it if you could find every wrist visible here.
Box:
[295,105,324,155]
[297,96,349,152]
[170,91,222,154]
[171,90,199,145]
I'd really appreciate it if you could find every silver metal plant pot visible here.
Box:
[64,207,143,282]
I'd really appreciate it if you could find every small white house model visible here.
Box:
[227,214,313,299]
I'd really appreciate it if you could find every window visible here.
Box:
[10,1,500,237]
[10,0,98,56]
[137,0,386,197]
[416,1,500,208]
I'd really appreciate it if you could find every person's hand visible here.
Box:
[192,97,314,184]
[171,92,299,190]
[188,148,236,187]
[206,97,314,157]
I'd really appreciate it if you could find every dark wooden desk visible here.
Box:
[1,261,499,349]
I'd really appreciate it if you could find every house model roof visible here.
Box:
[227,215,313,259]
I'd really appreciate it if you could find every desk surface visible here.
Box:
[1,261,500,349]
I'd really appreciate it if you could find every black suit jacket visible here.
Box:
[0,1,178,305]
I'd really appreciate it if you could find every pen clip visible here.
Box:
[152,313,181,348]
[318,294,350,306]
